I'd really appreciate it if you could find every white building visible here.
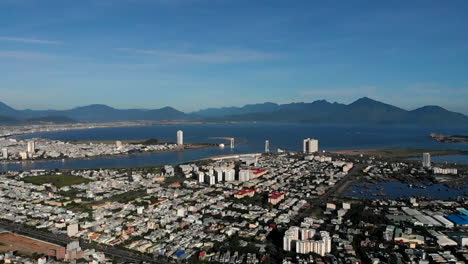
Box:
[67,223,79,237]
[284,226,331,256]
[19,151,28,160]
[433,167,457,175]
[177,130,184,145]
[265,140,270,153]
[224,168,236,182]
[197,171,205,183]
[137,206,144,214]
[38,257,47,264]
[230,138,235,149]
[283,227,300,251]
[239,169,253,182]
[303,138,319,154]
[204,173,216,185]
[27,140,35,153]
[116,141,123,149]
[176,207,186,217]
[164,165,175,176]
[423,152,431,168]
[1,148,7,159]
[215,169,224,182]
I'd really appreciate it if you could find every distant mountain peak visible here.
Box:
[159,106,177,110]
[78,104,115,109]
[0,100,17,111]
[351,96,379,105]
[0,98,467,125]
[417,105,445,111]
[311,99,332,105]
[157,106,184,113]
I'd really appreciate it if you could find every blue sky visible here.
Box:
[0,0,467,113]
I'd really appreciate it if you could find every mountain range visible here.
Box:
[1,97,467,126]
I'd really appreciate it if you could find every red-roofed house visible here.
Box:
[234,189,256,199]
[268,192,285,205]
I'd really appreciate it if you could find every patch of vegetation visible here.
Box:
[134,138,160,145]
[65,201,92,212]
[58,188,87,199]
[108,189,147,203]
[229,193,269,208]
[23,175,92,188]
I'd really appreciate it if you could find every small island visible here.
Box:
[431,133,468,143]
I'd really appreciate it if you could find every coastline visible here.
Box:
[5,120,216,139]
[0,143,218,165]
[2,147,467,172]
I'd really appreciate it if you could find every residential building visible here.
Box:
[268,192,285,205]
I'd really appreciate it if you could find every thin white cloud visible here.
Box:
[117,48,280,64]
[0,50,58,60]
[0,37,62,45]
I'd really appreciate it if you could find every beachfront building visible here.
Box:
[423,152,431,168]
[303,138,319,154]
[177,130,184,145]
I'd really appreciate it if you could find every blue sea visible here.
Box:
[2,123,468,171]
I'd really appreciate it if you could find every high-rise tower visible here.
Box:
[177,130,184,145]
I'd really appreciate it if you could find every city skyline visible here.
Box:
[1,0,468,114]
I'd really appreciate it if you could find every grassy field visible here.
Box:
[108,189,148,203]
[23,175,92,188]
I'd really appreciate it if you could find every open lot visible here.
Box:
[0,232,64,256]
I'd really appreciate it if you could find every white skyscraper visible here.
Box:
[27,141,35,153]
[177,130,184,145]
[215,169,224,182]
[230,138,235,149]
[197,171,205,183]
[1,148,8,159]
[204,173,216,185]
[265,140,270,153]
[303,138,319,153]
[224,168,236,182]
[423,152,431,168]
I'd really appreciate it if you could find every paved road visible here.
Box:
[292,163,366,224]
[0,220,166,263]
